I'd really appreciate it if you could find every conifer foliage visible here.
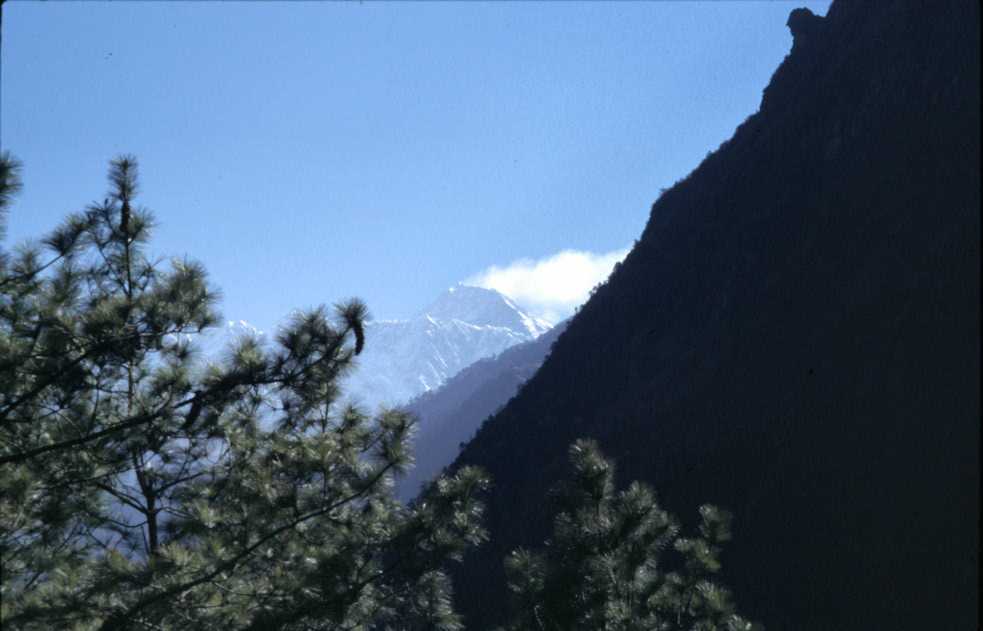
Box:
[0,154,753,630]
[500,440,758,631]
[0,154,488,630]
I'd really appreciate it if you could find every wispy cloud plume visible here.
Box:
[466,247,630,323]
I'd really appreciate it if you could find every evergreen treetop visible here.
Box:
[501,439,759,631]
[0,155,488,630]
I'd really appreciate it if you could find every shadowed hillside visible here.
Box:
[450,2,980,629]
[397,321,568,502]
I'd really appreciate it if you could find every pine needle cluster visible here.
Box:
[501,439,760,631]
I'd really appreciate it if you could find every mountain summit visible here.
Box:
[343,285,551,411]
[422,285,551,338]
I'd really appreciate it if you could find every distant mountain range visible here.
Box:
[342,285,552,412]
[190,285,551,418]
[192,288,561,505]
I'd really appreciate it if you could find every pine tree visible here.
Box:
[501,439,759,631]
[0,155,488,630]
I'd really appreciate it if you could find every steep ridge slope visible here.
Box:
[450,3,979,630]
[344,285,551,411]
[396,321,568,502]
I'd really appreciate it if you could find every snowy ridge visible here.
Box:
[343,285,552,412]
[182,286,551,414]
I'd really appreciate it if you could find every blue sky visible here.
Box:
[2,0,828,330]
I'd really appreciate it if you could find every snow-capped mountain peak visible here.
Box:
[343,285,553,411]
[421,284,551,338]
[192,288,551,414]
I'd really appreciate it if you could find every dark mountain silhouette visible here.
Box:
[449,2,979,630]
[396,322,568,502]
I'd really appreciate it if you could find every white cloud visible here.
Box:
[465,247,630,324]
